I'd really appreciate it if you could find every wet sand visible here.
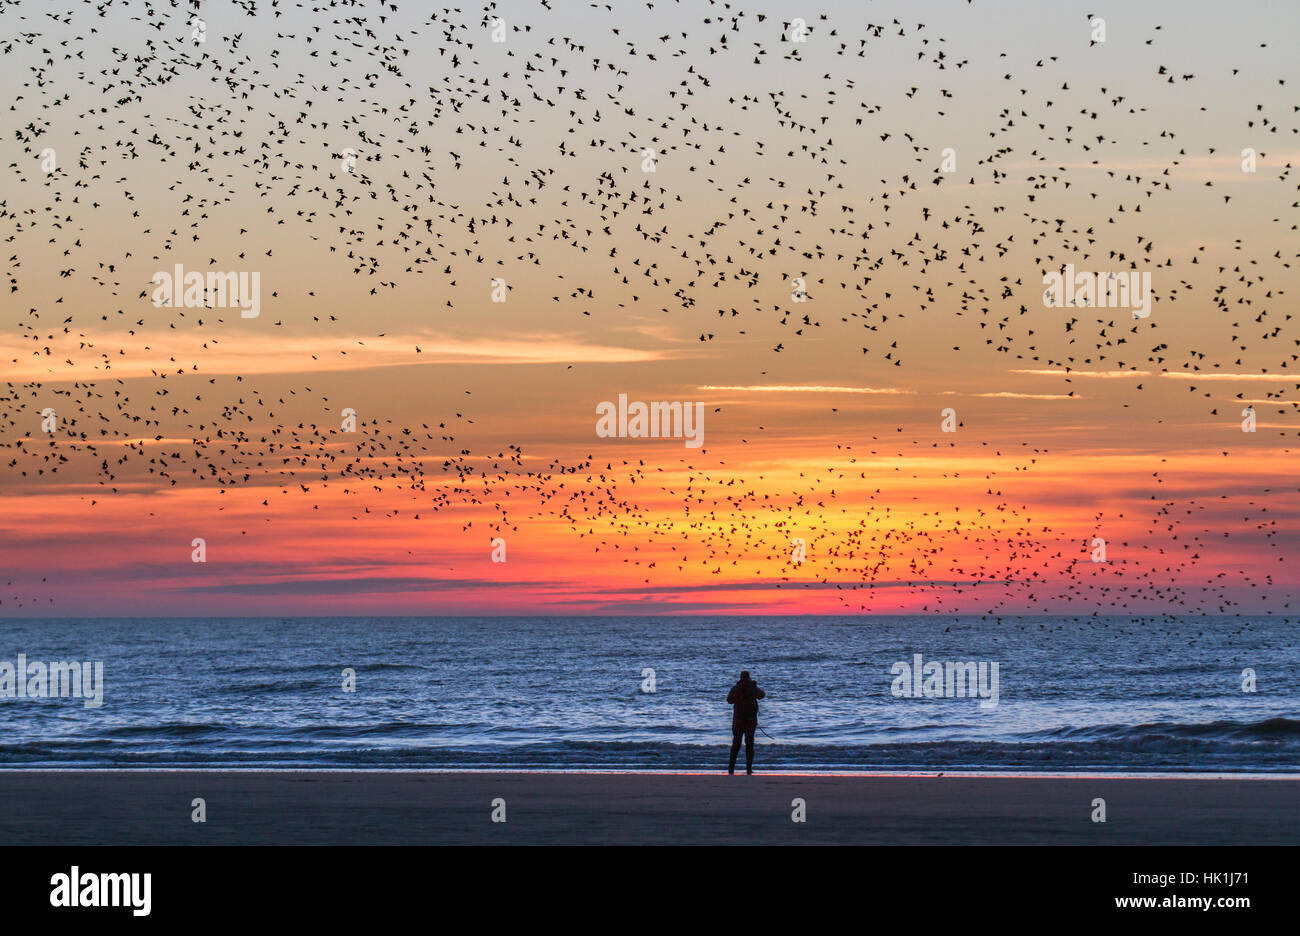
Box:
[1,771,1295,845]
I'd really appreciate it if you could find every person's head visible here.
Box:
[740,670,750,681]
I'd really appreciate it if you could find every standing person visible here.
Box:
[727,670,765,775]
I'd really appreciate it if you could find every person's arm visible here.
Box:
[727,685,738,703]
[755,686,766,699]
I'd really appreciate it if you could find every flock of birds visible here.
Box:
[1,0,1296,622]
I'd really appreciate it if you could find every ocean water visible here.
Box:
[0,615,1295,772]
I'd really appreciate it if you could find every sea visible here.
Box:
[0,615,1295,772]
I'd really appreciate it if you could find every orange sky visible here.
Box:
[1,0,1297,616]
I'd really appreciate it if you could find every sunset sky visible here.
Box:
[1,0,1297,616]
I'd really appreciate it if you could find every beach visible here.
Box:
[1,771,1295,845]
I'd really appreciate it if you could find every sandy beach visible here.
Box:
[1,771,1295,845]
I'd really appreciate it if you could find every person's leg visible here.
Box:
[729,729,742,773]
[745,727,755,773]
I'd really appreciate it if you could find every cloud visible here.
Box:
[1161,373,1300,382]
[696,384,914,394]
[174,575,561,596]
[1012,369,1149,378]
[587,579,1012,595]
[0,330,678,381]
[969,392,1077,400]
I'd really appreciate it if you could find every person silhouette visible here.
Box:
[727,670,766,775]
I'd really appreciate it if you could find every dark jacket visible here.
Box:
[727,678,765,732]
